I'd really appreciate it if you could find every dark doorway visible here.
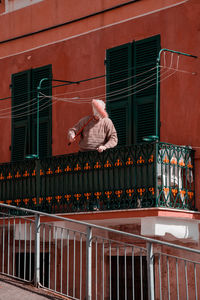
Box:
[111,255,148,300]
[15,252,49,287]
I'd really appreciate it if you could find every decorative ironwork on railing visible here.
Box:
[157,143,194,210]
[0,142,195,213]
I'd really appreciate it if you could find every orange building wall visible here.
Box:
[0,0,200,203]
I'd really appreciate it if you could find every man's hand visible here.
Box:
[68,131,76,145]
[97,145,106,153]
[69,136,75,143]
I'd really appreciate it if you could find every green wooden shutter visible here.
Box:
[11,70,31,161]
[133,35,160,143]
[106,43,132,145]
[108,101,129,146]
[134,96,156,143]
[133,35,160,97]
[31,65,52,158]
[12,122,28,161]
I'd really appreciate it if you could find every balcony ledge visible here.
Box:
[40,207,200,225]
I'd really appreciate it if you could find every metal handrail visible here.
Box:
[0,202,199,255]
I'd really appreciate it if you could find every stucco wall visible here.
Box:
[0,0,200,205]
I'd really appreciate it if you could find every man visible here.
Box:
[68,99,118,152]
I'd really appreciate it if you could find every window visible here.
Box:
[11,65,52,161]
[106,35,160,145]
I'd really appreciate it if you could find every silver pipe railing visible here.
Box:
[0,203,200,300]
[34,214,40,287]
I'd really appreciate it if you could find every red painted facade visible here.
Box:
[0,0,200,202]
[1,2,200,297]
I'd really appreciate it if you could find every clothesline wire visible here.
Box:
[0,97,54,119]
[0,64,159,111]
[0,52,196,102]
[40,67,173,103]
[48,53,195,98]
[59,69,177,104]
[0,96,47,116]
[0,54,194,117]
[0,69,158,116]
[0,60,188,118]
[43,54,183,101]
[0,64,180,113]
[43,67,162,101]
[0,61,158,102]
[39,71,176,104]
[0,65,165,114]
[0,69,175,118]
[0,96,38,114]
[41,68,176,104]
[160,64,196,75]
[51,66,158,98]
[39,64,195,100]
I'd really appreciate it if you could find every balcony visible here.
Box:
[0,142,195,213]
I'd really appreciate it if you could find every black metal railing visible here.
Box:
[0,142,195,213]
